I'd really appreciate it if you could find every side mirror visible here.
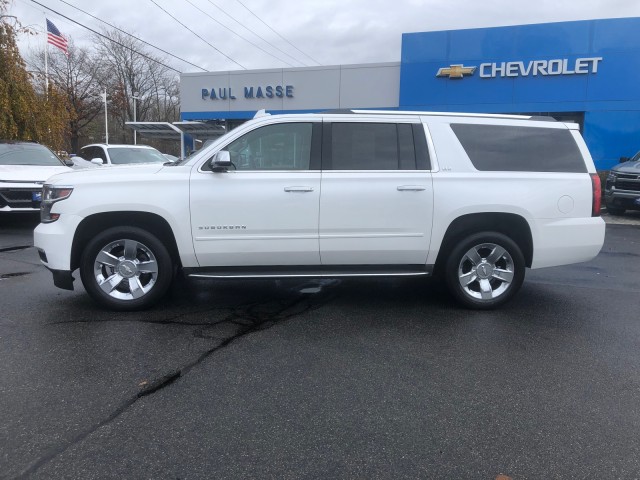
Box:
[210,150,232,172]
[63,158,74,167]
[91,158,104,166]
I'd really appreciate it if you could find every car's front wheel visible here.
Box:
[80,227,174,311]
[606,204,626,216]
[445,232,525,309]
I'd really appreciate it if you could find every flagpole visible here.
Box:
[102,90,109,145]
[44,16,49,97]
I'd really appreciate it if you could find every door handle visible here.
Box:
[397,185,426,191]
[284,186,314,192]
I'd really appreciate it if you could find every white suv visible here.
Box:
[78,144,167,166]
[0,141,72,212]
[34,111,605,310]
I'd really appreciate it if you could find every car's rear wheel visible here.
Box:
[445,232,525,309]
[80,227,174,311]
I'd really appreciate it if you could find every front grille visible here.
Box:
[0,188,42,208]
[614,174,640,192]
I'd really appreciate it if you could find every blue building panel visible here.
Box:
[512,69,589,103]
[449,27,517,59]
[398,62,449,106]
[583,110,640,169]
[586,53,640,101]
[399,17,640,169]
[401,31,449,63]
[592,17,640,54]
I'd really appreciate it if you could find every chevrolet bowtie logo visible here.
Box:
[436,64,477,79]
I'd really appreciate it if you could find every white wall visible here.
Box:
[180,63,400,116]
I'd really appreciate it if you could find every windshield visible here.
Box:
[107,147,167,165]
[0,143,65,166]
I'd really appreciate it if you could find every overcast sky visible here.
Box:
[8,0,640,74]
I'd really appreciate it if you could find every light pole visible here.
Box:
[132,92,140,145]
[101,90,108,145]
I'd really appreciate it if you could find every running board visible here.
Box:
[183,265,433,279]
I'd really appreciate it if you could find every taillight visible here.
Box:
[590,173,601,217]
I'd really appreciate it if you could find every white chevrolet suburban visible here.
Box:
[34,111,605,310]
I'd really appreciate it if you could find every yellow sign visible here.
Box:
[436,64,477,79]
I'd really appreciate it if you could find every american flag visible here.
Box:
[46,19,68,55]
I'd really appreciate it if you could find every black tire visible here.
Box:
[445,231,525,310]
[80,226,174,311]
[606,205,625,216]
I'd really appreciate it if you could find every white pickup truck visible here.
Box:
[34,110,605,310]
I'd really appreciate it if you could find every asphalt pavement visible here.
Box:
[1,213,639,479]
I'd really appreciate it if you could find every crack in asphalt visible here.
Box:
[599,250,640,258]
[16,283,338,479]
[0,245,31,253]
[0,272,30,280]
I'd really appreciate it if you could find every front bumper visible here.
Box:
[604,190,640,211]
[33,214,83,272]
[0,185,43,211]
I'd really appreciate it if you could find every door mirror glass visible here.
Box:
[210,150,232,172]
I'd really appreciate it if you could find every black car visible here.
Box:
[604,152,640,215]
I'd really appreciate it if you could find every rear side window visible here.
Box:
[81,147,106,163]
[79,147,93,161]
[328,123,429,170]
[450,123,587,173]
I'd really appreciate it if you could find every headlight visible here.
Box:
[40,185,73,223]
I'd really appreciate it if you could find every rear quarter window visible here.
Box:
[450,123,587,173]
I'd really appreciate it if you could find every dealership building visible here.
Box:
[179,17,640,170]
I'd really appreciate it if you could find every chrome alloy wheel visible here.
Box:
[93,239,159,301]
[457,242,515,300]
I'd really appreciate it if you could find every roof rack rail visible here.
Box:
[527,115,557,122]
[320,109,560,122]
[348,109,537,120]
[321,109,357,114]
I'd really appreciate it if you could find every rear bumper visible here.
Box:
[531,217,606,269]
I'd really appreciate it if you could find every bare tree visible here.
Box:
[93,28,178,143]
[28,41,104,152]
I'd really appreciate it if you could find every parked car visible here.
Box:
[78,144,168,166]
[604,152,640,215]
[0,140,72,212]
[70,157,100,170]
[34,110,605,311]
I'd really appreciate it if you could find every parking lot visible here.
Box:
[1,213,640,479]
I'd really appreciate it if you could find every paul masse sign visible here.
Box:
[202,85,294,100]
